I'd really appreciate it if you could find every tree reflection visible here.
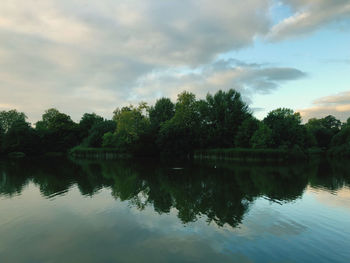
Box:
[0,158,349,227]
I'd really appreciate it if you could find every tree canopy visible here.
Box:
[0,89,348,158]
[149,98,175,130]
[263,108,304,148]
[305,115,341,149]
[204,89,250,148]
[0,110,27,133]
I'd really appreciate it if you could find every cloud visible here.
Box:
[314,188,350,212]
[134,59,306,104]
[268,0,350,40]
[299,91,350,122]
[0,0,272,65]
[0,0,275,122]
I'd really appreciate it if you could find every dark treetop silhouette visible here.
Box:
[1,89,349,158]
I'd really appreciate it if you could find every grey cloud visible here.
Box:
[0,30,153,122]
[134,59,306,104]
[299,91,350,121]
[268,0,350,40]
[0,0,272,122]
[256,67,306,81]
[1,0,271,66]
[212,59,266,69]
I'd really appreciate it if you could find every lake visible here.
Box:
[0,158,349,263]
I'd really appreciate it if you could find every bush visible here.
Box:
[194,147,307,161]
[69,146,128,160]
[8,152,26,158]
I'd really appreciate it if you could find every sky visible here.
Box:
[0,0,349,123]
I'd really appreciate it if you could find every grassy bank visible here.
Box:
[69,146,324,161]
[69,146,131,160]
[194,147,309,162]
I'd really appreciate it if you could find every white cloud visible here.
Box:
[299,91,350,122]
[269,0,350,40]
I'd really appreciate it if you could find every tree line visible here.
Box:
[1,89,350,157]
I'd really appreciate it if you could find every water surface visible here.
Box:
[0,158,349,263]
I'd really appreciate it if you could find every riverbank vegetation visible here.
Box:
[0,89,349,159]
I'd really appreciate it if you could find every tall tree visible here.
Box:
[84,120,116,148]
[107,103,151,152]
[329,122,350,157]
[306,115,341,149]
[35,108,79,153]
[2,119,39,155]
[204,89,250,148]
[0,125,4,153]
[0,110,27,133]
[250,123,274,149]
[79,113,104,140]
[322,115,341,131]
[264,108,304,148]
[235,117,260,148]
[36,108,75,131]
[149,98,175,130]
[157,91,201,156]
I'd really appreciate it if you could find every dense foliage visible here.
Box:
[0,89,349,157]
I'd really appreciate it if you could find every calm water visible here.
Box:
[0,158,349,263]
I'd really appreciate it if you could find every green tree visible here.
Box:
[329,127,350,157]
[2,119,39,155]
[303,126,317,148]
[174,91,200,126]
[79,113,104,140]
[35,108,79,153]
[0,110,27,133]
[235,117,260,148]
[157,91,201,156]
[102,132,118,148]
[108,103,151,152]
[331,126,350,147]
[204,89,250,148]
[264,108,304,148]
[306,115,341,149]
[322,115,341,131]
[84,120,116,147]
[250,123,274,149]
[0,125,4,153]
[306,118,329,148]
[149,98,175,130]
[36,108,76,131]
